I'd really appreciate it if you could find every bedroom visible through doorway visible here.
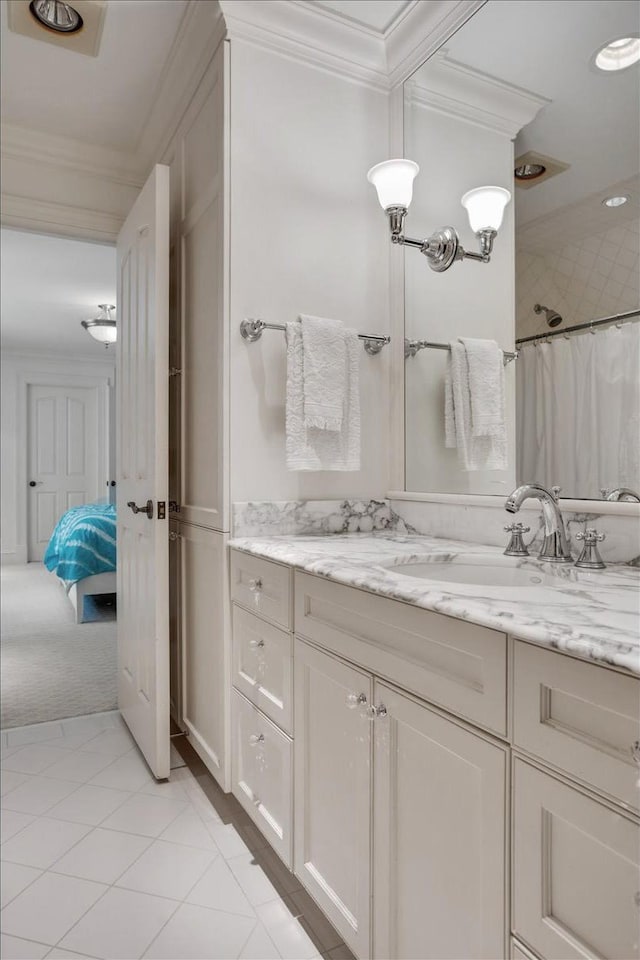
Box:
[0,228,118,729]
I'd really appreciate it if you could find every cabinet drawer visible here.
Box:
[232,605,293,735]
[295,571,507,736]
[231,551,291,630]
[513,760,640,960]
[513,641,640,812]
[231,689,293,867]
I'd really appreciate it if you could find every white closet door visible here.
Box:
[27,384,98,561]
[117,164,171,780]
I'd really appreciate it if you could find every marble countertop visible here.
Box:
[228,532,640,675]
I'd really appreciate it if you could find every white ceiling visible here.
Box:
[1,0,188,151]
[304,0,412,34]
[420,0,640,225]
[0,228,117,358]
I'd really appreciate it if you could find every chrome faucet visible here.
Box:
[505,483,573,562]
[604,487,640,503]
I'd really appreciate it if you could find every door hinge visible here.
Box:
[169,367,182,377]
[169,500,181,513]
[157,501,166,520]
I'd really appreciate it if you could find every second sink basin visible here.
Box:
[388,560,558,589]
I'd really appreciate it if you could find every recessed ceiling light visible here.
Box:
[594,36,640,72]
[29,0,83,34]
[515,163,546,181]
[602,195,630,208]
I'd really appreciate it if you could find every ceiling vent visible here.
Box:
[514,150,570,189]
[6,0,107,57]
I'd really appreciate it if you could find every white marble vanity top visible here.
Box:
[229,532,640,675]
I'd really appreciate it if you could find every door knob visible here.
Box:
[127,500,154,519]
[28,481,41,487]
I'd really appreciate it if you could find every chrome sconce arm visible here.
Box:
[368,162,510,275]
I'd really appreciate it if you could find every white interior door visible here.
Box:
[27,384,99,561]
[117,164,170,780]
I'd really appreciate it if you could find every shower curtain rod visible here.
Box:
[516,308,640,346]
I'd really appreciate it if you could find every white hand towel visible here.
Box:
[301,315,346,431]
[444,339,507,471]
[459,337,507,441]
[286,319,361,471]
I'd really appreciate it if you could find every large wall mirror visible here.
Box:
[403,0,639,501]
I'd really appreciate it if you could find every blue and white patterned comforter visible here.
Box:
[44,503,117,588]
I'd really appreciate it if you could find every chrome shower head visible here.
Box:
[534,303,563,328]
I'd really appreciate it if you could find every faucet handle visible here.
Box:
[600,487,609,500]
[551,485,562,501]
[575,529,606,569]
[504,522,530,557]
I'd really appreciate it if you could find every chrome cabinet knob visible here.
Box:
[249,638,265,649]
[248,578,263,592]
[249,734,265,746]
[368,703,388,719]
[346,692,367,709]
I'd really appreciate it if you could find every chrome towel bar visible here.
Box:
[404,338,518,363]
[240,318,391,356]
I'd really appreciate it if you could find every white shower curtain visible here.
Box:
[516,322,640,499]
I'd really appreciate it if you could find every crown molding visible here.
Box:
[1,193,122,243]
[0,123,143,187]
[406,50,549,138]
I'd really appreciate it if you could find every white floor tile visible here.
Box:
[2,777,79,816]
[40,752,114,785]
[137,776,189,802]
[287,889,343,951]
[142,903,256,960]
[0,816,91,869]
[238,922,281,959]
[206,822,252,860]
[1,771,31,798]
[46,950,100,959]
[158,808,218,850]
[0,863,42,909]
[1,744,71,776]
[0,871,106,946]
[0,744,27,763]
[99,794,186,838]
[46,784,131,827]
[59,887,178,960]
[61,714,122,740]
[88,753,152,792]
[51,828,151,884]
[0,934,51,959]
[179,780,223,824]
[6,723,64,748]
[116,839,215,900]
[78,730,134,758]
[226,853,282,907]
[186,857,255,918]
[256,899,322,960]
[0,811,36,844]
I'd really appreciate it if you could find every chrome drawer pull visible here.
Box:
[248,578,263,592]
[346,692,367,709]
[249,734,265,746]
[249,638,265,649]
[368,703,388,720]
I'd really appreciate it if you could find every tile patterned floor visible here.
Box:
[1,712,354,960]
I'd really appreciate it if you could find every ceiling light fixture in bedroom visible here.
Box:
[81,304,116,346]
[29,0,84,33]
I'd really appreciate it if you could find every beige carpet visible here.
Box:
[1,564,117,729]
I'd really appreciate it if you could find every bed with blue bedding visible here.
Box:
[44,503,117,622]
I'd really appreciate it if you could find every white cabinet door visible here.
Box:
[179,522,228,789]
[513,759,640,960]
[294,639,373,959]
[373,681,507,960]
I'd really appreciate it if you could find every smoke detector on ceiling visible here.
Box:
[514,151,570,190]
[7,0,107,57]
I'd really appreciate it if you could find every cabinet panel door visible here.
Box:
[513,759,640,960]
[231,689,293,867]
[180,522,228,788]
[373,681,507,960]
[294,639,373,959]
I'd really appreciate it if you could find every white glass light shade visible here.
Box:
[461,186,511,233]
[83,322,117,344]
[367,159,419,210]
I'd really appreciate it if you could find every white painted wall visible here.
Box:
[1,353,115,564]
[228,40,391,501]
[404,102,516,495]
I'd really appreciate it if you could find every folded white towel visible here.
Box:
[445,339,507,471]
[286,319,361,471]
[459,337,507,441]
[301,315,346,431]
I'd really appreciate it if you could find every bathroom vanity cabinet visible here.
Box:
[229,548,640,960]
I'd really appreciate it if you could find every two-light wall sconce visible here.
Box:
[367,159,511,273]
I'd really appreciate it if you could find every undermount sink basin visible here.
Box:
[388,560,559,589]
